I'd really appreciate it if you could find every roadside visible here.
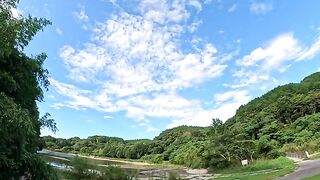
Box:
[211,157,296,180]
[278,158,320,180]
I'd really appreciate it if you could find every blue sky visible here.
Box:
[18,0,320,139]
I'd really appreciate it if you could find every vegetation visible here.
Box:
[43,72,320,170]
[214,157,296,180]
[43,126,210,168]
[3,0,318,178]
[0,0,57,179]
[59,156,138,180]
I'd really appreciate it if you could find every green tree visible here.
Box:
[0,0,56,178]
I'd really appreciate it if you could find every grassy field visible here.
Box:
[212,157,296,180]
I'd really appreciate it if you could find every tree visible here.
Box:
[0,0,56,178]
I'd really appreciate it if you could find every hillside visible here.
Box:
[43,72,320,169]
[226,72,320,144]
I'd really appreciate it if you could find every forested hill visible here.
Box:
[225,72,320,143]
[43,72,320,169]
[228,72,320,127]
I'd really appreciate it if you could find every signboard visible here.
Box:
[241,159,248,166]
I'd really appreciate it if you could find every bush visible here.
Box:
[69,156,92,179]
[100,166,137,180]
[25,155,58,180]
[141,154,164,163]
[168,171,181,180]
[240,157,294,172]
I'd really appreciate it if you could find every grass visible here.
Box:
[55,169,70,180]
[212,157,296,180]
[307,152,320,160]
[303,174,320,180]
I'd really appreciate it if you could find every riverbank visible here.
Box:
[41,150,300,179]
[39,149,175,168]
[39,149,214,179]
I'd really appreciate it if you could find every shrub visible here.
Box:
[69,156,92,179]
[141,154,164,163]
[100,166,137,180]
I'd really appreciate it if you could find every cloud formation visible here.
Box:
[52,0,231,131]
[230,32,320,89]
[250,2,273,15]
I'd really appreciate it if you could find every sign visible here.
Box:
[241,159,248,166]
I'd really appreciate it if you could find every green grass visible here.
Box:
[307,153,320,160]
[55,169,71,180]
[303,174,320,180]
[212,157,296,180]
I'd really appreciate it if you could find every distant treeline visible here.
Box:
[43,72,320,169]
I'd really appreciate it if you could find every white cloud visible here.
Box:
[188,0,202,12]
[204,0,213,4]
[250,2,273,15]
[228,4,237,13]
[218,30,224,34]
[147,126,158,133]
[188,20,202,33]
[297,37,320,61]
[231,33,300,89]
[59,45,108,82]
[226,70,270,89]
[73,5,90,30]
[51,103,64,110]
[56,27,62,35]
[60,0,226,90]
[52,0,234,131]
[49,78,99,110]
[231,32,320,89]
[103,115,113,119]
[135,119,158,133]
[214,90,248,104]
[167,90,251,128]
[73,6,89,22]
[238,33,302,69]
[232,33,320,89]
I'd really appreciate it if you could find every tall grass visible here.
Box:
[213,157,297,180]
[239,157,295,172]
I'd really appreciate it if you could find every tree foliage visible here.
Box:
[0,0,56,178]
